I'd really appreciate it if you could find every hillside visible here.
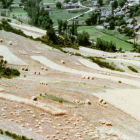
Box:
[0,18,140,140]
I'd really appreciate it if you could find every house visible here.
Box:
[103,22,109,27]
[134,25,140,31]
[44,8,52,11]
[106,10,112,17]
[126,24,133,28]
[63,2,79,9]
[0,9,10,17]
[100,17,106,22]
[11,4,20,8]
[100,7,106,11]
[94,7,100,12]
[109,1,114,6]
[114,11,124,17]
[93,2,100,7]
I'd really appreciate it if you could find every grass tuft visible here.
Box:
[39,93,74,104]
[128,66,139,73]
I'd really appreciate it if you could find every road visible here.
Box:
[53,1,94,29]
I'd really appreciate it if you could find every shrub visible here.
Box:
[87,56,124,72]
[0,129,3,134]
[0,59,20,78]
[7,19,12,22]
[128,66,138,73]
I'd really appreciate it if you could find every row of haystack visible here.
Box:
[40,81,48,85]
[34,71,40,75]
[21,67,29,71]
[37,46,44,50]
[30,50,42,54]
[81,75,94,80]
[99,119,112,126]
[41,67,48,71]
[0,39,12,45]
[73,99,91,105]
[97,98,107,107]
[99,72,110,76]
[74,62,81,66]
[17,50,29,55]
[67,53,72,56]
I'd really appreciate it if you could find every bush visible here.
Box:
[0,59,20,78]
[87,56,124,72]
[7,19,12,22]
[0,129,3,134]
[128,66,138,73]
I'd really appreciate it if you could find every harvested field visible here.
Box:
[0,22,140,140]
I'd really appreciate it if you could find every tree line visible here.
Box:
[92,38,117,52]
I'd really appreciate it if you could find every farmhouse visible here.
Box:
[63,2,79,9]
[93,2,100,7]
[0,9,10,17]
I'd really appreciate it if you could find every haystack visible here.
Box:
[85,99,91,105]
[31,96,37,101]
[9,41,12,45]
[61,60,65,64]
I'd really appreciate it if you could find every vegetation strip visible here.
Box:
[128,66,138,73]
[0,129,33,140]
[39,93,74,104]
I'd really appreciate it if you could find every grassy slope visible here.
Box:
[100,35,133,50]
[78,26,133,50]
[50,7,89,26]
[10,8,28,18]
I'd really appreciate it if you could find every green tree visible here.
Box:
[86,12,98,25]
[118,0,125,8]
[109,20,115,30]
[64,0,70,3]
[85,18,91,25]
[97,0,103,6]
[77,31,90,46]
[112,0,118,10]
[0,0,14,8]
[63,20,68,34]
[58,19,63,34]
[47,28,57,43]
[118,19,126,26]
[70,20,77,35]
[20,0,27,3]
[131,18,137,25]
[24,1,53,29]
[56,2,62,9]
